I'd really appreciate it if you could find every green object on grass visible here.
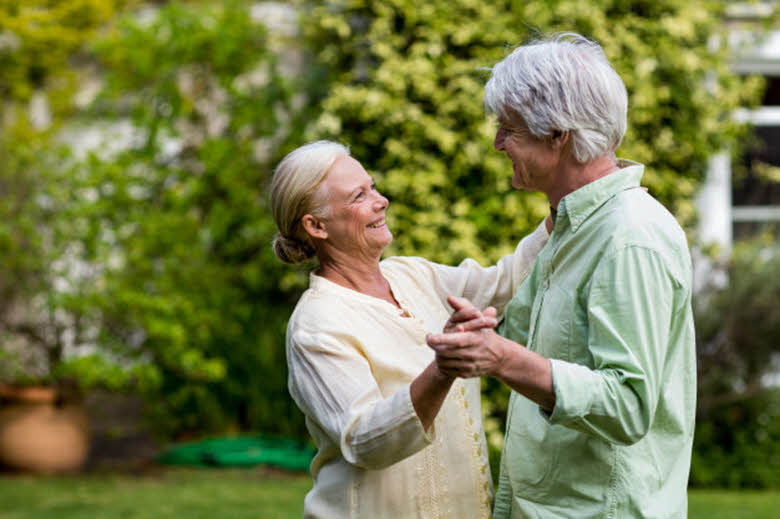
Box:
[157,436,315,472]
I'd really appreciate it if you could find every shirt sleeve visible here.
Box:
[287,327,434,470]
[546,245,680,445]
[429,220,548,317]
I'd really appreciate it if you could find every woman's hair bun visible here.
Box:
[272,233,316,264]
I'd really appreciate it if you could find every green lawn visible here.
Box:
[0,467,777,518]
[0,467,311,519]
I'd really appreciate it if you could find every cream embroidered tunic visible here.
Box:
[286,222,548,519]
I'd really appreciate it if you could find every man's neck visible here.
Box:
[547,155,619,209]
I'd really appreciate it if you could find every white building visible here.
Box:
[697,3,780,254]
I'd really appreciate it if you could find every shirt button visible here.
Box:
[460,386,466,395]
[473,433,479,441]
[481,465,487,474]
[464,400,469,409]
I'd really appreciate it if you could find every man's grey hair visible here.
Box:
[484,33,628,164]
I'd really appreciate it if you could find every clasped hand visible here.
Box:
[426,296,507,379]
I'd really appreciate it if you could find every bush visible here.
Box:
[60,1,312,438]
[691,237,780,488]
[303,2,763,473]
[690,389,780,489]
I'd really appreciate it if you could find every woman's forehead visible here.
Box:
[324,156,371,193]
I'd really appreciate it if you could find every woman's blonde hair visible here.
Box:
[270,140,350,264]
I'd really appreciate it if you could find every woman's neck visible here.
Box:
[317,255,397,305]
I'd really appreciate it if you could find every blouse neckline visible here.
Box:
[309,266,415,319]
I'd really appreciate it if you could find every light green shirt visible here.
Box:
[495,161,696,519]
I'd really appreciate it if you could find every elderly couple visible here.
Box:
[271,34,695,519]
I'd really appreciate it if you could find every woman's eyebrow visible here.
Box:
[347,178,375,198]
[346,185,364,200]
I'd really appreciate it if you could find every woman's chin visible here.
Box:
[375,229,393,251]
[380,231,393,249]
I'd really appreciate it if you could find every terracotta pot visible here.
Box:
[0,384,90,473]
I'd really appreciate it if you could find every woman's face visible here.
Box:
[317,156,392,258]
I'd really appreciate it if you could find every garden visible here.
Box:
[1,0,778,516]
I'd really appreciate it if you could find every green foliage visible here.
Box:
[690,389,780,489]
[0,0,132,122]
[303,0,764,475]
[690,238,780,489]
[303,0,762,266]
[1,1,771,458]
[67,1,309,436]
[694,237,780,410]
[0,0,135,392]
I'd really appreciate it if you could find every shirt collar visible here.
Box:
[558,159,644,233]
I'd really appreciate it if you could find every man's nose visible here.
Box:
[494,129,506,151]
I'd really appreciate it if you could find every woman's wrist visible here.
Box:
[431,361,456,384]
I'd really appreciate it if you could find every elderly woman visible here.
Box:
[270,140,549,519]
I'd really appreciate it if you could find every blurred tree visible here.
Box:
[68,0,311,436]
[0,0,132,119]
[695,238,780,413]
[4,0,772,457]
[302,0,765,473]
[690,237,780,488]
[0,0,134,388]
[304,0,763,263]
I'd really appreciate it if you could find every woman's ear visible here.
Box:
[550,129,569,150]
[301,214,328,240]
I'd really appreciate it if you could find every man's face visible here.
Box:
[493,118,561,194]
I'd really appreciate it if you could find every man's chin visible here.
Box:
[512,178,529,190]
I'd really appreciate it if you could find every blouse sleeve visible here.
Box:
[429,219,548,317]
[287,327,434,470]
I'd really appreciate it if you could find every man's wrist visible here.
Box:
[493,336,516,380]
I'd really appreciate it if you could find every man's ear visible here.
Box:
[301,214,328,240]
[550,129,570,150]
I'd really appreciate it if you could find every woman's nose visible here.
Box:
[374,192,388,210]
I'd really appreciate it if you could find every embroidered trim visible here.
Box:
[455,380,492,518]
[349,469,360,518]
[417,413,449,518]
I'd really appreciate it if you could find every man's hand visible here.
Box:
[427,326,508,379]
[430,296,556,410]
[428,297,509,378]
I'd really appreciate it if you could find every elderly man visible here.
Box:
[427,33,696,518]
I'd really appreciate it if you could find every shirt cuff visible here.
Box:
[341,384,435,469]
[544,358,598,424]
